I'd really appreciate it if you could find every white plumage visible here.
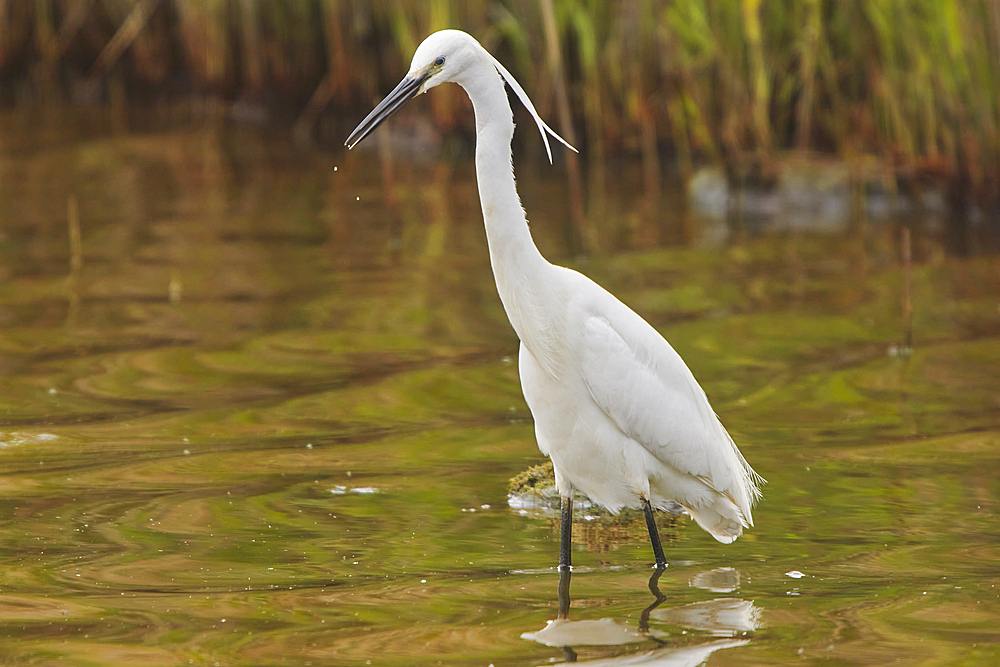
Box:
[347,30,763,564]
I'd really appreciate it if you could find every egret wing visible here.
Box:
[579,313,720,479]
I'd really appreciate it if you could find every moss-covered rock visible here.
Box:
[508,461,685,553]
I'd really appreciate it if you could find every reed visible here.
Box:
[0,1,997,200]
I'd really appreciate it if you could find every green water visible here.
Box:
[0,111,998,666]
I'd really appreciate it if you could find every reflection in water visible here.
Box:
[688,566,740,593]
[523,616,643,647]
[651,599,761,639]
[547,639,750,667]
[522,568,761,663]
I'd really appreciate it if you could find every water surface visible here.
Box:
[0,110,998,665]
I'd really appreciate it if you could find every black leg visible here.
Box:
[559,494,573,571]
[641,496,667,567]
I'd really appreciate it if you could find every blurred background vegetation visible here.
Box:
[2,0,999,239]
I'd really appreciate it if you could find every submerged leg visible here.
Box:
[556,566,576,659]
[559,494,573,571]
[641,496,667,567]
[556,566,572,619]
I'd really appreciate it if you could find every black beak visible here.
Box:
[345,70,432,149]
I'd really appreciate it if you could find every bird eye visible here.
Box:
[434,56,445,67]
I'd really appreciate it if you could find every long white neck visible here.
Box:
[459,57,560,360]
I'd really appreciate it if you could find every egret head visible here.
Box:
[407,30,479,90]
[345,30,576,162]
[344,30,481,150]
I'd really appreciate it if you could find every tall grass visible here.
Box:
[2,0,998,197]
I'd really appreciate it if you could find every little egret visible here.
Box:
[346,30,763,568]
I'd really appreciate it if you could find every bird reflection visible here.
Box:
[688,566,741,594]
[522,567,761,664]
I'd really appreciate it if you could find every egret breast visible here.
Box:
[519,342,652,511]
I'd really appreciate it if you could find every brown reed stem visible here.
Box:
[88,0,161,78]
[55,0,96,58]
[741,0,772,155]
[902,225,913,349]
[65,194,82,327]
[67,194,82,274]
[540,0,590,255]
[796,0,821,151]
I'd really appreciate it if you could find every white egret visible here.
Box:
[346,30,763,568]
